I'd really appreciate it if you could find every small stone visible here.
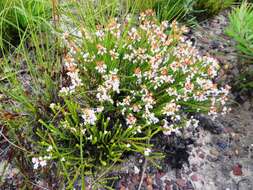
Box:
[173,184,179,190]
[223,127,233,133]
[235,149,239,156]
[131,174,140,184]
[191,174,199,181]
[186,180,194,190]
[210,40,220,49]
[232,134,241,141]
[191,164,198,172]
[243,101,251,110]
[120,185,126,190]
[147,184,153,190]
[165,184,172,190]
[165,180,172,186]
[176,179,186,187]
[175,169,182,178]
[206,155,215,162]
[217,141,228,150]
[146,176,153,185]
[198,153,205,159]
[209,149,219,157]
[232,163,243,176]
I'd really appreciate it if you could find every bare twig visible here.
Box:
[0,126,31,154]
[92,162,117,185]
[28,181,50,190]
[138,157,147,190]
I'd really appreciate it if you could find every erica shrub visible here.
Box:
[33,10,230,184]
[1,9,230,188]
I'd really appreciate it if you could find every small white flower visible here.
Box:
[33,162,39,170]
[82,108,97,125]
[40,160,47,167]
[59,87,71,95]
[32,157,38,164]
[49,103,56,110]
[134,166,140,174]
[87,135,93,140]
[47,145,53,152]
[80,128,86,135]
[144,148,151,156]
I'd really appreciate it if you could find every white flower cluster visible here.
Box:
[58,10,230,140]
[59,34,83,95]
[81,107,103,125]
[96,69,120,103]
[32,155,51,170]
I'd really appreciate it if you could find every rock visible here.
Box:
[185,181,194,190]
[191,174,199,182]
[175,169,182,178]
[119,185,126,190]
[173,184,179,190]
[232,163,243,176]
[196,115,223,134]
[176,179,186,188]
[191,164,198,172]
[206,155,218,162]
[243,101,251,111]
[198,153,205,159]
[231,67,239,76]
[216,141,228,150]
[210,40,220,49]
[147,184,153,190]
[165,184,172,190]
[238,178,253,190]
[146,176,153,185]
[131,174,140,184]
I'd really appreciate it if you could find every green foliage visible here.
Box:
[155,0,196,22]
[0,0,51,50]
[132,0,236,23]
[194,0,236,16]
[226,2,253,59]
[226,1,253,91]
[132,0,196,23]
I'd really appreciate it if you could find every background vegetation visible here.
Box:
[0,0,51,52]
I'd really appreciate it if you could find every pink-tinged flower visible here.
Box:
[131,104,141,112]
[95,30,105,38]
[208,106,218,118]
[123,96,131,106]
[32,156,48,170]
[163,101,180,116]
[128,27,141,41]
[97,44,107,55]
[184,81,194,92]
[104,69,120,93]
[95,61,107,73]
[109,49,119,60]
[126,114,137,126]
